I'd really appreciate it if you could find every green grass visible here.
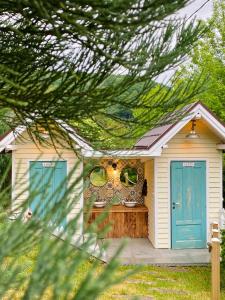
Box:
[2,245,225,300]
[0,214,224,299]
[101,265,225,300]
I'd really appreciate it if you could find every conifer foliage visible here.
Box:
[0,1,205,299]
[0,0,204,141]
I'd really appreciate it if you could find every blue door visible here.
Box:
[29,161,67,227]
[171,161,206,249]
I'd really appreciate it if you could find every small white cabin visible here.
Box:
[0,101,224,249]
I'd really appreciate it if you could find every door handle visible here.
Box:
[172,202,180,209]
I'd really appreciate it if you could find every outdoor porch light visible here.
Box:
[186,119,199,139]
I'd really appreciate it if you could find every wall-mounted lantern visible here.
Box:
[186,119,199,139]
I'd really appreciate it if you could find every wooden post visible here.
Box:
[211,222,220,300]
[212,228,220,239]
[212,222,219,231]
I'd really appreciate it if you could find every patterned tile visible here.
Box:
[84,159,145,204]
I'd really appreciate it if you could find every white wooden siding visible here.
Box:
[144,159,155,246]
[155,119,223,248]
[12,131,83,234]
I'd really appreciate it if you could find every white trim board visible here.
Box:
[81,149,162,158]
[0,126,26,153]
[0,122,92,153]
[154,158,158,248]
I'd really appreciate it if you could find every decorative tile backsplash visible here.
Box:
[84,159,144,205]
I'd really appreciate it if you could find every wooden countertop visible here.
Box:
[90,204,148,213]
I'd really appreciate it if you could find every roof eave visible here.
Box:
[82,148,162,158]
[149,102,225,154]
[0,121,93,153]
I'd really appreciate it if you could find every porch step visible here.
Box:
[104,238,210,265]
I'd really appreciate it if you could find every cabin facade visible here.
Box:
[0,102,224,250]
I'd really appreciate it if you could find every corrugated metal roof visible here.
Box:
[134,124,172,149]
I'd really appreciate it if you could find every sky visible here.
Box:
[156,0,214,83]
[178,0,213,20]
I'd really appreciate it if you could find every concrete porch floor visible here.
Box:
[102,238,210,265]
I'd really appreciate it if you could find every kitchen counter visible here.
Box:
[87,204,148,238]
[91,204,148,213]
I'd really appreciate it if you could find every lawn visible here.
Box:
[1,213,225,300]
[101,265,225,300]
[2,245,225,300]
